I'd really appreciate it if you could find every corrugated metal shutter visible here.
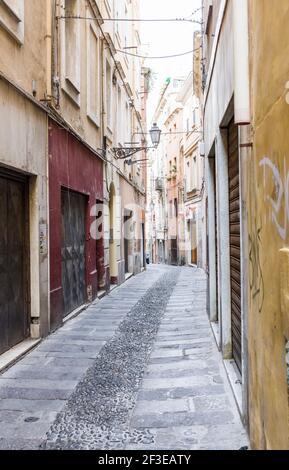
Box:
[214,158,219,322]
[228,119,242,375]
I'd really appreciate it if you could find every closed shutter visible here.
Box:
[228,119,242,375]
[214,160,219,322]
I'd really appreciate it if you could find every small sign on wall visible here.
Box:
[87,285,93,303]
[39,223,48,255]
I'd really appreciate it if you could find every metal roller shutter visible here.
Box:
[228,119,242,375]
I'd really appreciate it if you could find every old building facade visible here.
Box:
[147,39,205,269]
[179,34,206,270]
[246,0,289,450]
[147,77,185,265]
[203,0,289,450]
[203,0,251,434]
[0,0,50,357]
[0,0,147,361]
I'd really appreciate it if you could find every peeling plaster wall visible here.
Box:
[247,0,289,450]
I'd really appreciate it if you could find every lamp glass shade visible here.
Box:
[150,123,161,147]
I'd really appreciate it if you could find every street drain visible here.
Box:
[24,417,40,423]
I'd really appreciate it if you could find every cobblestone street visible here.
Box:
[0,266,248,450]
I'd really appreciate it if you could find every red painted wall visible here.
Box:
[48,119,103,330]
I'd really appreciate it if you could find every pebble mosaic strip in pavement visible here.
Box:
[42,268,180,449]
[0,265,248,450]
[127,268,248,450]
[0,266,168,450]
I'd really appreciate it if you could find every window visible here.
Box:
[174,198,178,218]
[173,158,177,173]
[117,86,122,143]
[192,109,196,127]
[186,161,191,192]
[62,0,81,104]
[192,155,198,190]
[87,24,100,125]
[173,79,182,89]
[106,61,112,129]
[0,0,24,44]
[125,102,131,142]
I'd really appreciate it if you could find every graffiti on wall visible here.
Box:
[259,157,289,241]
[249,221,264,313]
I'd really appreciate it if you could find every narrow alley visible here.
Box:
[0,266,247,450]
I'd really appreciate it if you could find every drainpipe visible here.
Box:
[46,0,52,100]
[233,0,250,125]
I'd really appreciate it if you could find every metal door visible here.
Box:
[0,173,28,354]
[228,119,242,374]
[61,189,86,317]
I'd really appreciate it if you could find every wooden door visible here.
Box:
[191,220,198,265]
[0,174,28,354]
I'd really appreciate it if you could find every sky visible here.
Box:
[139,0,202,123]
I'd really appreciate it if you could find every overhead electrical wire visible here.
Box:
[115,47,201,60]
[57,15,202,24]
[185,6,204,20]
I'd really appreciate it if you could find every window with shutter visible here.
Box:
[0,0,24,44]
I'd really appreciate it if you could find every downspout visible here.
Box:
[101,38,110,194]
[233,0,250,124]
[45,0,52,101]
[45,0,52,334]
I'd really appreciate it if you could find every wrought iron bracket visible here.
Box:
[113,146,155,159]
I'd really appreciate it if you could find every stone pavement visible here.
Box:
[128,268,248,450]
[0,265,248,450]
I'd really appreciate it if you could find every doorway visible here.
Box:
[61,188,86,317]
[171,237,178,265]
[109,184,118,284]
[0,172,29,354]
[191,220,198,265]
[228,118,242,375]
[124,209,133,274]
[208,148,219,325]
[141,223,145,268]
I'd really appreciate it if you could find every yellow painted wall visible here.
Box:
[0,0,47,98]
[247,0,289,450]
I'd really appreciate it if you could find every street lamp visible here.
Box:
[149,123,162,147]
[113,123,162,159]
